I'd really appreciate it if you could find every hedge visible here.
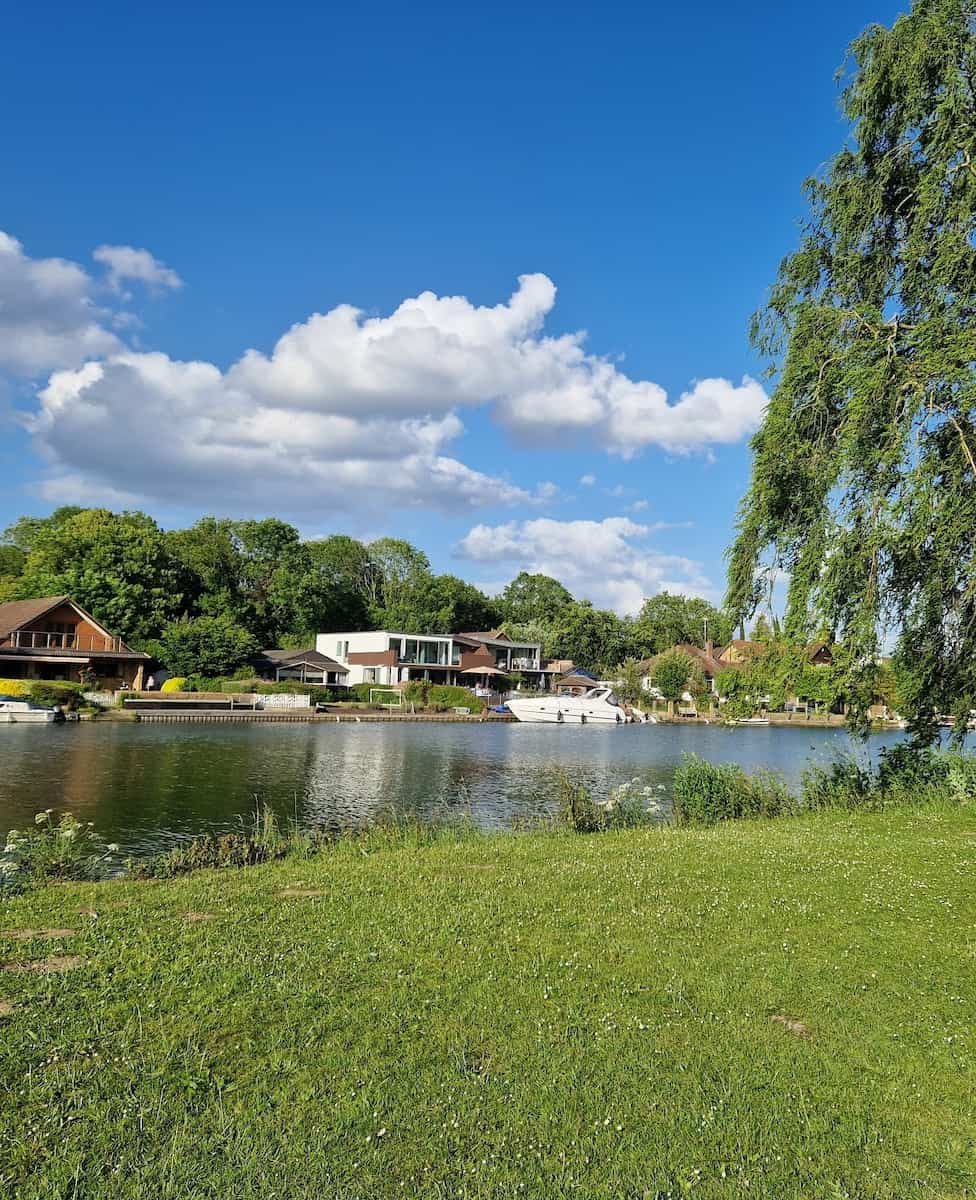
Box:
[0,679,31,698]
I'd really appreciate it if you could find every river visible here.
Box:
[4,719,964,856]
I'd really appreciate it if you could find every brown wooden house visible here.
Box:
[0,596,150,689]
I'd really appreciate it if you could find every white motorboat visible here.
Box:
[736,716,770,727]
[507,687,651,724]
[0,696,61,724]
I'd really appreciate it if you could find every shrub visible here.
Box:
[427,685,485,713]
[28,680,84,710]
[554,776,665,834]
[131,804,316,879]
[159,614,260,678]
[2,810,120,891]
[671,754,796,825]
[0,678,31,698]
[160,676,187,693]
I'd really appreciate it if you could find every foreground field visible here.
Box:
[1,807,974,1198]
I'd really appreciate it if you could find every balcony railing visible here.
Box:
[8,630,124,652]
[511,657,541,670]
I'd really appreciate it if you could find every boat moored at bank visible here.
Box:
[506,687,654,724]
[0,696,62,724]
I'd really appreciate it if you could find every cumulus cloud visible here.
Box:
[456,516,714,615]
[0,232,120,374]
[92,244,183,293]
[579,474,596,486]
[8,241,766,514]
[33,353,529,511]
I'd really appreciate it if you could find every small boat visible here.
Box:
[0,695,62,724]
[736,716,770,727]
[506,687,650,724]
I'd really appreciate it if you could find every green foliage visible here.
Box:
[160,614,260,678]
[27,681,84,710]
[1,810,120,891]
[425,685,486,713]
[378,572,501,635]
[554,775,665,833]
[14,508,187,643]
[673,747,976,828]
[650,649,701,701]
[727,0,976,745]
[632,591,732,657]
[500,572,574,625]
[613,657,645,705]
[672,756,797,825]
[544,601,630,672]
[132,805,317,879]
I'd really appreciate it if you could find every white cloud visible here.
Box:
[33,352,530,512]
[92,244,183,293]
[0,232,119,374]
[8,241,766,514]
[627,499,649,512]
[579,473,596,486]
[456,516,714,615]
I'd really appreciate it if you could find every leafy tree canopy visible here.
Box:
[500,572,574,625]
[633,591,732,656]
[727,0,976,744]
[16,509,187,644]
[650,650,703,701]
[159,615,260,678]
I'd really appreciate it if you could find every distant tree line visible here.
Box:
[0,507,731,677]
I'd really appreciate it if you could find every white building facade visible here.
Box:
[315,629,556,690]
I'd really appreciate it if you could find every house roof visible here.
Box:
[0,595,73,638]
[458,630,512,643]
[640,644,727,677]
[257,648,348,673]
[0,595,143,657]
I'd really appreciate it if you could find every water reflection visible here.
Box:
[1,720,968,854]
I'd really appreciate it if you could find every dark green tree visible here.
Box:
[727,0,976,744]
[159,614,260,677]
[500,572,574,625]
[650,649,702,705]
[304,535,374,632]
[545,602,629,672]
[632,591,732,656]
[165,518,247,622]
[15,508,186,643]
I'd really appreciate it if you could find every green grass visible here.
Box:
[1,807,975,1198]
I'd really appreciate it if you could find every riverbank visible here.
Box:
[2,805,973,1198]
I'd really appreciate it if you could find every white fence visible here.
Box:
[258,693,311,710]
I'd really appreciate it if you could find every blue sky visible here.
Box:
[0,0,905,613]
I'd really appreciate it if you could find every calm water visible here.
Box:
[2,720,963,855]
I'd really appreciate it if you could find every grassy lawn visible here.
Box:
[1,807,974,1198]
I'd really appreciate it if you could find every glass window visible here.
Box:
[404,639,418,661]
[451,644,461,665]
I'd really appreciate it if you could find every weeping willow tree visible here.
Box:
[727,0,976,745]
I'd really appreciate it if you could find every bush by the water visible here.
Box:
[160,676,187,693]
[1,810,120,891]
[556,775,665,833]
[0,678,85,709]
[671,756,796,825]
[401,681,486,712]
[671,749,976,826]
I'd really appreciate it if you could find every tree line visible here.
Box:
[0,507,732,677]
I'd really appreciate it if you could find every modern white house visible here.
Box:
[315,629,559,691]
